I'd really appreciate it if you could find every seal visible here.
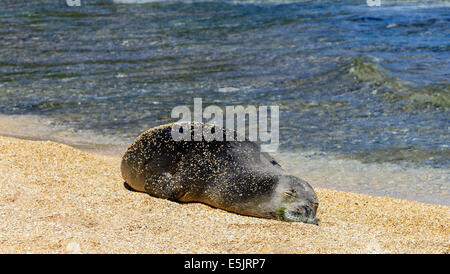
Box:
[121,122,319,224]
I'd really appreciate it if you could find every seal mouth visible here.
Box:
[282,210,319,225]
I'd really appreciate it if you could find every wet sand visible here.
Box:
[0,136,448,253]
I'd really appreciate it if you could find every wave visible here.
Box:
[281,54,449,112]
[348,56,449,111]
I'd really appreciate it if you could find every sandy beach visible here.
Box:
[0,136,448,254]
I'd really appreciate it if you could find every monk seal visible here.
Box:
[121,122,319,224]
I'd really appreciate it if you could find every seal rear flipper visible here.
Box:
[144,172,187,201]
[123,182,139,192]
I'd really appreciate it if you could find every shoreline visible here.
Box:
[0,135,448,253]
[0,114,448,206]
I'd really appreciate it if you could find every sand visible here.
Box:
[0,136,448,254]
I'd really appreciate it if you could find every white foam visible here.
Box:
[218,87,240,93]
[0,114,128,156]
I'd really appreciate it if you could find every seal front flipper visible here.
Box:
[144,172,187,201]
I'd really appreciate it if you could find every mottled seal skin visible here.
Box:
[121,122,319,224]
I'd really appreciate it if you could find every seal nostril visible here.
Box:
[296,206,306,216]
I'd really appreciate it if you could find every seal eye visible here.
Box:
[283,191,296,199]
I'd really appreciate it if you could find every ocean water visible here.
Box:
[0,0,448,205]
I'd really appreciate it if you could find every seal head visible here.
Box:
[272,175,319,224]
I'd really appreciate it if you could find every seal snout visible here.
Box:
[283,204,319,225]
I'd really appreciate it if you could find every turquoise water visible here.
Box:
[0,0,448,204]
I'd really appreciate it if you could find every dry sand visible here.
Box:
[0,136,448,253]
